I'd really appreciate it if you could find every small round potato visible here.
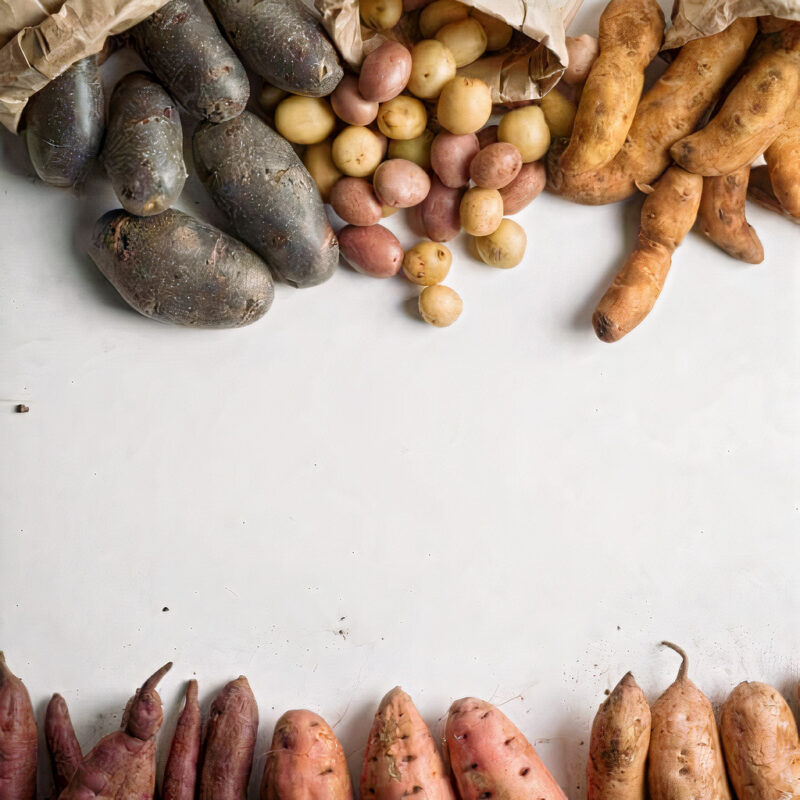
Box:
[329,177,383,226]
[303,140,342,202]
[360,0,402,30]
[274,96,336,145]
[498,105,550,162]
[419,176,464,241]
[376,95,428,139]
[258,83,288,114]
[331,74,379,126]
[539,89,576,138]
[408,40,457,100]
[403,241,452,285]
[459,187,503,236]
[419,284,462,326]
[475,218,526,267]
[469,142,522,189]
[564,34,599,85]
[373,158,431,207]
[499,160,546,214]
[430,131,480,187]
[339,223,404,277]
[435,18,487,68]
[359,41,412,102]
[471,10,513,51]
[437,77,492,135]
[332,126,385,176]
[419,0,469,37]
[388,129,434,169]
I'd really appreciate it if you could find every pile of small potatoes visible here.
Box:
[259,0,583,328]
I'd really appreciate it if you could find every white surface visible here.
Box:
[1,2,800,798]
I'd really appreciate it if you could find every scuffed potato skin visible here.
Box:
[0,653,37,800]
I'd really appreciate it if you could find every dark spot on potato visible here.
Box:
[520,768,530,777]
[320,768,334,775]
[479,793,491,798]
[480,711,490,719]
[471,763,478,769]
[504,738,514,746]
[679,767,689,776]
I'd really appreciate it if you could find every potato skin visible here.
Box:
[431,131,480,187]
[359,41,413,103]
[0,653,37,800]
[500,161,545,214]
[103,72,187,217]
[163,681,202,800]
[45,694,83,797]
[130,0,249,122]
[339,225,404,277]
[88,208,274,328]
[330,177,383,226]
[419,176,464,241]
[469,142,522,189]
[24,55,104,189]
[193,111,338,288]
[206,0,343,97]
[765,98,800,217]
[373,158,431,207]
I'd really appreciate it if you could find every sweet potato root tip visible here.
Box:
[126,663,172,741]
[163,679,202,800]
[660,642,688,681]
[45,693,83,796]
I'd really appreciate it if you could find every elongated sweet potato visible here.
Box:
[59,663,172,800]
[163,681,202,800]
[193,111,338,288]
[262,710,353,800]
[446,697,567,800]
[361,688,454,800]
[130,0,249,122]
[587,673,650,800]
[88,208,275,327]
[23,56,104,189]
[764,98,800,217]
[720,681,800,800]
[647,643,730,800]
[0,653,37,800]
[45,694,83,797]
[198,676,258,800]
[747,164,800,222]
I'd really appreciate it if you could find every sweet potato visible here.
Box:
[59,663,172,800]
[88,208,275,327]
[23,56,104,189]
[261,710,353,800]
[446,697,567,800]
[764,98,800,217]
[587,673,650,800]
[647,643,730,800]
[0,653,37,800]
[193,111,339,288]
[198,676,258,800]
[671,25,800,176]
[748,164,800,222]
[697,168,764,263]
[557,0,664,174]
[720,681,800,800]
[45,694,83,797]
[130,0,249,123]
[362,687,455,800]
[162,681,202,800]
[593,168,702,342]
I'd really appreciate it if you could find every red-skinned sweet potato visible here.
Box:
[162,680,202,800]
[0,653,37,800]
[45,694,83,797]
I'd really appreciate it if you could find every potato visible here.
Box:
[332,126,385,176]
[469,142,522,189]
[540,89,576,138]
[419,285,462,326]
[419,0,469,38]
[403,241,452,284]
[474,218,526,267]
[430,131,480,186]
[330,177,383,226]
[498,105,550,162]
[339,224,404,277]
[206,0,343,96]
[377,95,428,139]
[387,129,434,169]
[477,124,498,148]
[303,140,342,201]
[373,158,431,207]
[419,176,464,241]
[274,96,336,144]
[331,74,379,125]
[88,208,274,327]
[359,41,412,102]
[408,40,457,99]
[130,0,249,122]
[360,0,402,30]
[563,34,599,85]
[407,203,427,237]
[382,205,399,217]
[0,653,37,800]
[259,83,288,114]
[103,72,187,217]
[470,10,513,51]
[435,18,487,68]
[404,0,434,9]
[499,161,545,214]
[460,187,503,235]
[437,76,492,134]
[193,111,338,288]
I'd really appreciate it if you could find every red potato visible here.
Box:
[564,35,599,85]
[45,694,83,797]
[407,204,428,238]
[419,176,464,241]
[446,697,567,800]
[261,710,353,800]
[162,680,202,800]
[430,132,480,187]
[330,178,384,226]
[331,75,379,126]
[373,159,431,207]
[499,161,546,214]
[469,143,523,189]
[359,42,413,103]
[0,653,37,800]
[339,224,405,277]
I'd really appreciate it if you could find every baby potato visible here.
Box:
[419,284,462,326]
[437,76,492,134]
[373,158,431,207]
[303,140,342,202]
[430,131,480,187]
[435,18,487,68]
[459,187,503,236]
[329,176,383,226]
[419,176,464,241]
[339,224,404,277]
[274,95,336,144]
[419,0,469,37]
[408,40,457,99]
[388,129,434,169]
[332,125,385,176]
[359,41,412,102]
[475,218,526,267]
[469,142,522,189]
[331,74,379,125]
[258,83,288,114]
[539,89,576,138]
[499,160,546,214]
[498,105,550,162]
[403,241,452,284]
[564,34,599,85]
[470,10,513,51]
[360,0,402,30]
[377,95,428,139]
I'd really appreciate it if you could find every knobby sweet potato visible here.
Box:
[45,694,83,797]
[747,164,800,222]
[764,98,800,217]
[0,653,37,800]
[162,680,202,800]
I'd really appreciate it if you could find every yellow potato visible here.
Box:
[498,105,550,162]
[274,96,336,145]
[437,76,492,134]
[419,0,469,38]
[388,129,434,169]
[331,126,385,176]
[377,95,428,139]
[459,187,503,236]
[302,140,342,202]
[408,40,457,99]
[475,218,527,267]
[470,10,513,51]
[435,18,487,67]
[419,284,463,326]
[360,0,402,30]
[258,83,288,114]
[540,90,576,138]
[382,205,399,217]
[403,241,453,284]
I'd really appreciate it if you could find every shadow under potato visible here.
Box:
[0,126,36,180]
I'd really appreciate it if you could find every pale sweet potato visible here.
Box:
[45,694,83,797]
[0,653,37,800]
[764,98,800,217]
[162,680,202,800]
[748,164,800,222]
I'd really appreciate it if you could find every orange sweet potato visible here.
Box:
[0,653,37,800]
[45,694,83,797]
[162,680,202,800]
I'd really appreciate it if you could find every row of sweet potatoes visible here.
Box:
[1,646,799,800]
